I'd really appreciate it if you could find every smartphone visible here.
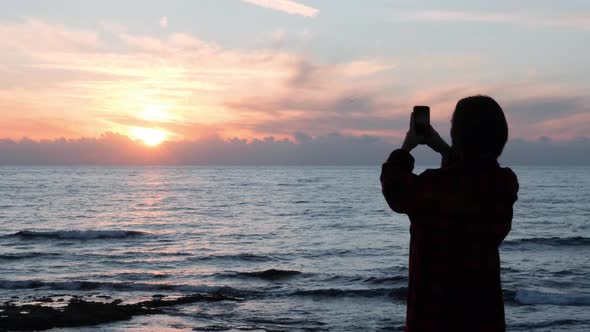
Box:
[413,106,430,136]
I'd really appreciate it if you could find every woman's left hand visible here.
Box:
[401,111,425,152]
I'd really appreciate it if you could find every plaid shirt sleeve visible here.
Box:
[380,149,419,214]
[380,149,518,244]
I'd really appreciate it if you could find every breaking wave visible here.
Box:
[503,236,590,247]
[218,269,302,280]
[0,279,256,298]
[289,287,408,300]
[6,230,148,240]
[515,289,590,306]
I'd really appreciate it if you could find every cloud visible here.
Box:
[242,0,319,18]
[0,18,400,141]
[0,18,99,52]
[0,18,587,148]
[396,10,590,30]
[159,16,168,29]
[503,95,590,139]
[271,28,286,43]
[1,134,588,166]
[501,137,590,165]
[507,96,587,122]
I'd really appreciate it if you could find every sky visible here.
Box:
[0,0,589,164]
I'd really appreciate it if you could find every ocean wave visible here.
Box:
[218,269,302,280]
[515,289,590,306]
[193,325,235,331]
[188,253,281,263]
[6,230,148,240]
[105,272,170,280]
[120,250,193,257]
[301,249,355,258]
[0,279,257,297]
[503,236,590,247]
[364,276,407,284]
[510,319,590,330]
[0,252,61,260]
[289,287,407,300]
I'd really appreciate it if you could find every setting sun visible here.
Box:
[130,127,168,147]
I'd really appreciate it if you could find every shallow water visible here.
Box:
[0,166,589,331]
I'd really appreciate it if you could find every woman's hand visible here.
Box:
[424,125,450,155]
[401,111,424,152]
[401,111,450,155]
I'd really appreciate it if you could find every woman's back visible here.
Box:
[400,159,519,331]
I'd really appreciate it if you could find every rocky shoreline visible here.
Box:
[0,293,242,331]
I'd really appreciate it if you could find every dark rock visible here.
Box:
[0,299,159,331]
[0,293,242,331]
[37,297,54,303]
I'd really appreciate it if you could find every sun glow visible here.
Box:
[140,105,171,122]
[130,127,168,147]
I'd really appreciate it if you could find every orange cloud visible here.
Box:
[0,18,99,52]
[0,18,586,144]
[0,18,397,142]
[532,111,590,140]
[242,0,319,17]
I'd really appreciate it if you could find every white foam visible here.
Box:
[515,289,590,306]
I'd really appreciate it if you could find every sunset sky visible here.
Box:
[1,0,589,152]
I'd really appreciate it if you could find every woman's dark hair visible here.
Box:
[451,95,508,159]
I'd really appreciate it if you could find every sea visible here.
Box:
[0,166,589,331]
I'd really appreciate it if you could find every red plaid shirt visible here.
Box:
[381,149,518,332]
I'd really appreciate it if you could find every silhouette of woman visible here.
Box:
[381,96,519,332]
